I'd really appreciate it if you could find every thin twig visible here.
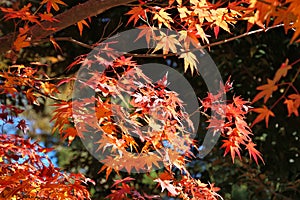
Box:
[270,65,300,110]
[34,37,94,49]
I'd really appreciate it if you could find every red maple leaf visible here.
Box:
[245,141,264,165]
[221,138,242,163]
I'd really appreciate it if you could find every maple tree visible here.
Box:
[0,0,299,199]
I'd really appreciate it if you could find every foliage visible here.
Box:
[0,134,94,199]
[0,0,299,199]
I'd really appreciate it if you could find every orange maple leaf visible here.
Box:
[77,19,90,36]
[50,36,62,52]
[40,82,59,96]
[284,94,300,116]
[39,12,59,22]
[13,34,30,51]
[252,105,275,128]
[286,0,300,43]
[252,79,278,103]
[273,59,292,83]
[126,6,147,26]
[40,0,67,13]
[62,127,78,145]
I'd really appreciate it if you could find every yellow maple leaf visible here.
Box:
[179,51,198,75]
[153,32,181,54]
[153,8,174,29]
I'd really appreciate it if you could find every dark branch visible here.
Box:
[0,0,135,55]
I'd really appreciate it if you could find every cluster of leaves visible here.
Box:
[51,47,263,198]
[0,0,66,52]
[252,59,300,128]
[199,78,264,164]
[0,0,299,199]
[0,134,94,199]
[53,52,196,174]
[106,177,160,200]
[107,173,220,200]
[0,65,62,104]
[125,0,300,74]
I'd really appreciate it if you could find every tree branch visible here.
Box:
[0,0,135,55]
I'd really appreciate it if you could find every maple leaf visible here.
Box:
[286,0,300,43]
[51,101,73,133]
[195,24,210,44]
[114,56,137,67]
[135,25,157,46]
[179,30,200,49]
[0,3,39,24]
[245,141,264,165]
[16,119,29,134]
[206,8,232,33]
[19,25,30,36]
[273,59,292,83]
[153,32,181,55]
[40,0,67,13]
[126,6,147,26]
[153,8,174,29]
[13,34,30,51]
[252,105,275,128]
[154,178,179,196]
[99,165,113,180]
[50,36,62,53]
[62,127,78,145]
[39,12,59,22]
[235,116,252,139]
[179,51,198,75]
[40,82,59,96]
[221,138,242,163]
[77,19,90,36]
[25,89,40,105]
[0,134,92,199]
[284,94,300,116]
[252,79,278,103]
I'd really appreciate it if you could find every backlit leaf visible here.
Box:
[40,0,67,13]
[77,19,90,36]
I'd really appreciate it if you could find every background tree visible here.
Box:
[0,0,299,199]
